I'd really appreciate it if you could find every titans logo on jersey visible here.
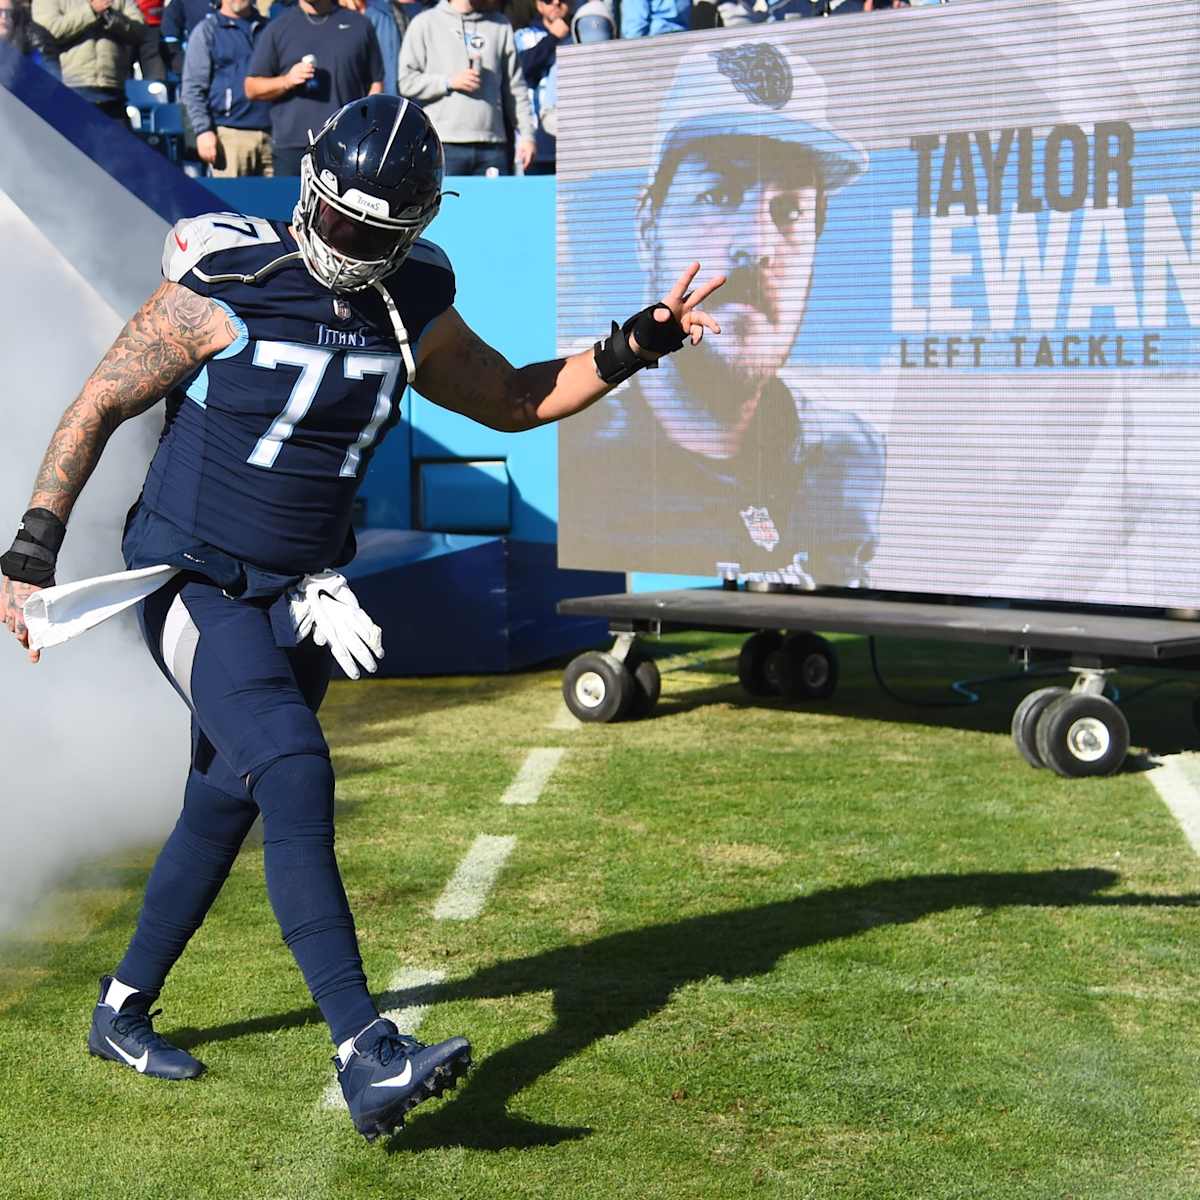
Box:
[141,212,455,575]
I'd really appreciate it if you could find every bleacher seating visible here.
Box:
[123,78,169,132]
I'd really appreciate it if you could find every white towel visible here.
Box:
[23,564,179,651]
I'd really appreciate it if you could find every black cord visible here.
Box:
[868,637,1195,711]
[867,637,1065,709]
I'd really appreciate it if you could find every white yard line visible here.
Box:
[500,747,566,806]
[320,966,447,1110]
[1147,755,1200,856]
[432,833,518,921]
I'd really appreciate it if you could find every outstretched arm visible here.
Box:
[415,263,725,433]
[1,281,238,661]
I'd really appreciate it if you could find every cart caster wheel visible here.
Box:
[1034,693,1130,778]
[562,651,634,723]
[738,631,783,697]
[764,633,839,701]
[1011,686,1069,769]
[624,650,661,720]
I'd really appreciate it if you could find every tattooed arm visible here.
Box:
[1,281,237,662]
[26,281,237,519]
[413,306,610,434]
[414,265,725,433]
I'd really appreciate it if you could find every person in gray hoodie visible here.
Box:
[398,0,536,175]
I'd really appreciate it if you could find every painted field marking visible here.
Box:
[432,833,518,921]
[501,747,566,806]
[320,966,447,1110]
[1147,755,1200,856]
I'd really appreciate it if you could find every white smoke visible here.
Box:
[0,116,189,929]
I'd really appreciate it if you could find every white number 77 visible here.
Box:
[247,341,403,478]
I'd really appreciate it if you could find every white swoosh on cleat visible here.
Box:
[369,1061,413,1089]
[106,1037,149,1074]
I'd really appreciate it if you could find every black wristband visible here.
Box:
[1,508,66,587]
[593,304,688,387]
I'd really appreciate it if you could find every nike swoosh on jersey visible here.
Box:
[174,232,188,251]
[106,1037,150,1073]
[369,1060,413,1088]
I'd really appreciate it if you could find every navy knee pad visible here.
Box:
[252,753,336,848]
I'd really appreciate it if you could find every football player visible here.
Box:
[0,95,724,1142]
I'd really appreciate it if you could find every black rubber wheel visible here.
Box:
[624,650,661,720]
[562,651,635,723]
[1034,693,1130,778]
[1011,686,1069,769]
[738,631,784,697]
[764,633,839,700]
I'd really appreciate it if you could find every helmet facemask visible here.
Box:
[293,152,440,293]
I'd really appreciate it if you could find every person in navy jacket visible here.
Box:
[180,0,273,175]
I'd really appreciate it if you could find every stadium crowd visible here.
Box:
[0,0,948,175]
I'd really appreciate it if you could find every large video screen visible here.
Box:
[556,0,1200,610]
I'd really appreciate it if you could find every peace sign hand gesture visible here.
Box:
[629,262,726,361]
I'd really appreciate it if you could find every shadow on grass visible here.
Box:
[173,867,1198,1151]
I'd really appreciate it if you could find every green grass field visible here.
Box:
[3,632,1200,1199]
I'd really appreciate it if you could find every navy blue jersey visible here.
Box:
[142,212,454,575]
[560,378,884,587]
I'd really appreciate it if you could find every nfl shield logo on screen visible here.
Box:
[333,298,352,322]
[740,506,780,552]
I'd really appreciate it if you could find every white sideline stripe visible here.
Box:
[319,966,447,1110]
[1147,756,1200,856]
[432,834,517,920]
[501,748,566,806]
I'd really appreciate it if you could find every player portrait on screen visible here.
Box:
[563,41,885,587]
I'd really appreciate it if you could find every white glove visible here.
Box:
[288,570,384,680]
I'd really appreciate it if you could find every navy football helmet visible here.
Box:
[295,96,444,293]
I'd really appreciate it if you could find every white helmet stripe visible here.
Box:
[378,98,410,179]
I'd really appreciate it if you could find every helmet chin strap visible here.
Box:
[371,281,417,387]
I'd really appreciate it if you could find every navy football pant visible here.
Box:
[113,575,379,1045]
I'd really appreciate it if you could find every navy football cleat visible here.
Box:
[87,976,205,1081]
[336,1018,471,1141]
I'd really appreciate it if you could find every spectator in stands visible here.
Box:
[244,0,384,176]
[513,0,568,175]
[390,0,424,40]
[619,0,686,41]
[32,0,144,119]
[132,0,166,78]
[570,0,612,41]
[398,0,535,176]
[181,0,272,175]
[0,0,58,64]
[160,0,215,73]
[717,0,823,22]
[338,0,401,95]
